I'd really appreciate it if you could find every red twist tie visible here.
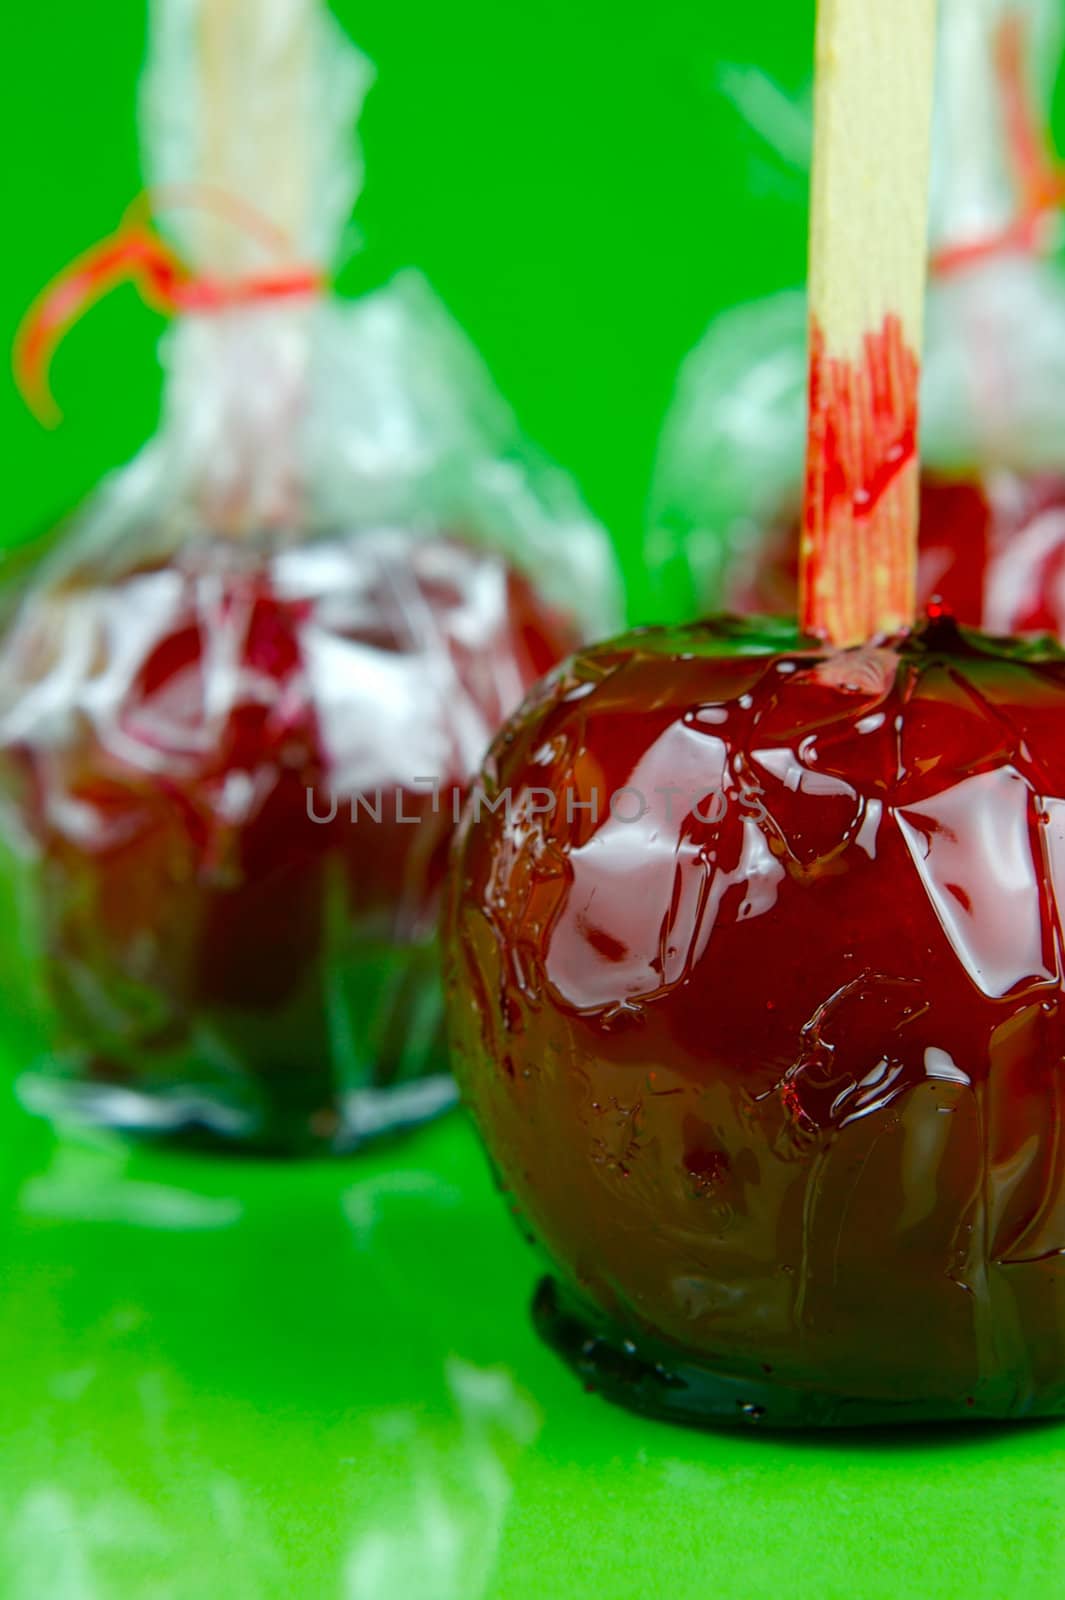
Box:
[933,9,1065,278]
[14,187,326,427]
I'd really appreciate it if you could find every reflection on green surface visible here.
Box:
[0,1104,542,1600]
[0,1085,1063,1600]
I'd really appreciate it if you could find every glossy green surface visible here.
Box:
[2,3,1064,1593]
[0,1090,1062,1600]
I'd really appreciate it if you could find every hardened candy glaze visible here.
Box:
[0,529,576,1151]
[446,614,1065,1424]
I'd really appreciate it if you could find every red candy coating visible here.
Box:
[446,614,1065,1426]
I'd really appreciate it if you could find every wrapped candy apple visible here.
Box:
[0,0,619,1154]
[447,0,1065,1426]
[648,0,1065,634]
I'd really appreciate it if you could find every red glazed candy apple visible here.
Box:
[446,0,1065,1426]
[0,529,576,1151]
[445,612,1065,1425]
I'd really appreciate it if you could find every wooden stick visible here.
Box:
[800,0,939,646]
[198,0,314,275]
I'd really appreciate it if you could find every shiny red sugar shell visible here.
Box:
[445,614,1065,1425]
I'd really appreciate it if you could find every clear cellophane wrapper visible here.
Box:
[647,0,1065,630]
[0,0,620,1152]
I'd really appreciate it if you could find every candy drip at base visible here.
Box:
[533,1276,1063,1430]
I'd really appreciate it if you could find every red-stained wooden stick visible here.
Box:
[801,0,939,646]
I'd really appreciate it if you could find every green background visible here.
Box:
[0,3,1063,1597]
[0,0,816,601]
